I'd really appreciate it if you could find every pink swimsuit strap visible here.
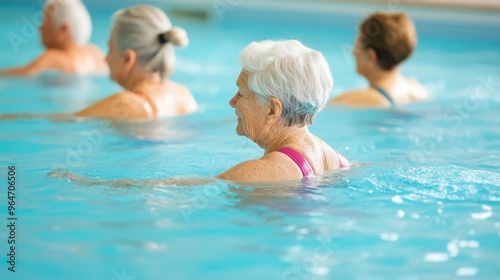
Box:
[276,147,314,177]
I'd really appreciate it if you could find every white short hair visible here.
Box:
[240,40,333,127]
[45,0,92,45]
[112,5,188,79]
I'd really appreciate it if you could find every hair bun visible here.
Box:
[162,27,189,47]
[158,33,168,44]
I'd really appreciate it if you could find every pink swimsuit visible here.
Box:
[276,147,348,178]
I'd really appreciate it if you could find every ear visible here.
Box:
[367,48,378,69]
[57,23,70,38]
[267,97,283,123]
[123,49,137,74]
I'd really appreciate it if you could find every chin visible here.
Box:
[109,73,119,83]
[355,66,362,75]
[356,68,366,77]
[41,39,49,48]
[235,125,245,136]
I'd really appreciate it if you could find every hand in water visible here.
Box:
[47,169,106,186]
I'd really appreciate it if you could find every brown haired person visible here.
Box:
[333,12,428,108]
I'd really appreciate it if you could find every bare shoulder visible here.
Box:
[85,44,105,56]
[167,80,198,114]
[217,153,299,182]
[332,89,390,108]
[112,91,154,119]
[33,49,65,66]
[0,49,65,76]
[75,92,122,117]
[168,80,191,95]
[84,44,108,73]
[406,78,429,101]
[314,137,343,170]
[332,89,355,102]
[42,48,65,57]
[216,160,272,182]
[76,91,151,120]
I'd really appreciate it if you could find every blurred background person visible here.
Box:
[333,11,428,108]
[1,5,198,120]
[0,0,108,76]
[76,4,198,119]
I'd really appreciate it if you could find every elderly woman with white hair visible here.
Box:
[216,40,349,181]
[0,0,108,76]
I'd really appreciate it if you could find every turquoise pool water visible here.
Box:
[1,2,499,279]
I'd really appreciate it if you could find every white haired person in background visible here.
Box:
[0,0,108,76]
[217,40,349,181]
[76,5,197,119]
[0,5,197,120]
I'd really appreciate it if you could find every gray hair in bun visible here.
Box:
[112,5,189,78]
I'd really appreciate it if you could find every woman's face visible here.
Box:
[105,30,126,85]
[39,4,63,48]
[353,35,376,77]
[229,71,269,142]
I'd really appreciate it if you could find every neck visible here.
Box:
[260,124,309,155]
[366,67,401,89]
[49,40,79,51]
[122,72,164,93]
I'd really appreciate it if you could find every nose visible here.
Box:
[229,93,238,108]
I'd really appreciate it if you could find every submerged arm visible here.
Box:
[0,113,74,121]
[48,169,217,187]
[0,64,40,76]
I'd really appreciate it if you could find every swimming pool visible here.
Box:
[1,1,499,279]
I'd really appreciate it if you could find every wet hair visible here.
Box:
[240,40,333,127]
[45,0,92,45]
[359,12,417,70]
[112,5,188,79]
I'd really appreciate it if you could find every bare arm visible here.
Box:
[178,85,198,114]
[52,161,273,187]
[407,78,429,101]
[0,51,60,76]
